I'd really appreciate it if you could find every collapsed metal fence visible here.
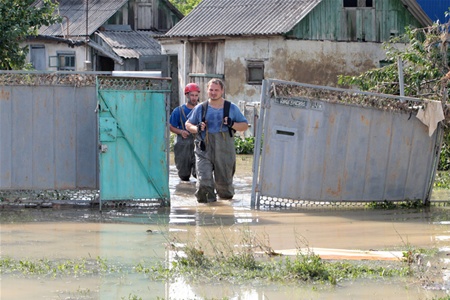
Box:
[251,79,446,208]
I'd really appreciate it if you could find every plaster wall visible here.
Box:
[224,37,388,103]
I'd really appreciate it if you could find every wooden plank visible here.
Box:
[259,248,405,261]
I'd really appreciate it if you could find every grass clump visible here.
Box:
[434,171,450,189]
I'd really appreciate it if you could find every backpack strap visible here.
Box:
[200,101,209,143]
[179,105,187,131]
[201,101,208,123]
[223,100,235,137]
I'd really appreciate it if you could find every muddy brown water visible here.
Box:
[1,155,450,299]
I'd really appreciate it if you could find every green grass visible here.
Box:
[0,256,120,277]
[434,171,450,189]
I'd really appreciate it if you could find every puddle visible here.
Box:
[1,155,450,299]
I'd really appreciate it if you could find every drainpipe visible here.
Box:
[61,16,69,38]
[183,39,187,101]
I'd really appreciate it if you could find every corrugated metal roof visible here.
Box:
[96,30,161,59]
[165,0,323,37]
[400,0,433,26]
[165,0,432,38]
[35,0,128,38]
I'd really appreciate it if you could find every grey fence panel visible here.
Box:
[0,86,12,187]
[54,87,77,188]
[33,86,54,188]
[0,72,101,190]
[75,86,98,188]
[252,79,442,207]
[12,86,34,188]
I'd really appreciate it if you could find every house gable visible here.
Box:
[165,0,430,39]
[287,0,425,42]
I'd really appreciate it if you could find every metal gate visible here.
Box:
[97,76,171,207]
[0,72,100,190]
[251,79,443,208]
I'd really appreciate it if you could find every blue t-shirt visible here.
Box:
[187,100,248,134]
[169,104,192,130]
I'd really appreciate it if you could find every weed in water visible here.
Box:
[0,256,116,277]
[285,253,330,282]
[121,294,143,300]
[366,199,428,209]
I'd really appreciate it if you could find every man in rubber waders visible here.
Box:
[185,78,248,203]
[169,83,200,181]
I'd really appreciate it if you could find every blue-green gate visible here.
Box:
[96,76,171,208]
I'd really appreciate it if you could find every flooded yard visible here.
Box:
[1,155,450,299]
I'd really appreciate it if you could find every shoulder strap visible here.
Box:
[179,105,187,130]
[223,100,235,137]
[223,100,231,119]
[201,101,208,123]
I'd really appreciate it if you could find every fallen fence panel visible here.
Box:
[251,79,444,208]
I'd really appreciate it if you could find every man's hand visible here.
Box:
[181,130,190,138]
[197,122,206,132]
[224,117,234,128]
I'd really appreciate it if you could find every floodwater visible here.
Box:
[1,155,450,300]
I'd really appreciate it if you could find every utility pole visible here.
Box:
[84,0,92,71]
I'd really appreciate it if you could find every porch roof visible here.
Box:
[33,0,128,38]
[96,29,162,59]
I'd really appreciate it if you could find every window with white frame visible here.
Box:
[49,52,76,70]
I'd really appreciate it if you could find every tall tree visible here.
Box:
[0,0,60,70]
[338,22,449,102]
[169,0,201,16]
[338,21,450,170]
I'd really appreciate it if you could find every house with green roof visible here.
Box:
[159,0,431,103]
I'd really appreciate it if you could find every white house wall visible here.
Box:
[25,41,90,71]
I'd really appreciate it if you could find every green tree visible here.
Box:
[169,0,202,16]
[338,21,450,171]
[338,23,449,101]
[0,0,60,70]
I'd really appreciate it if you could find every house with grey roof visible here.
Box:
[159,0,432,104]
[27,0,182,73]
